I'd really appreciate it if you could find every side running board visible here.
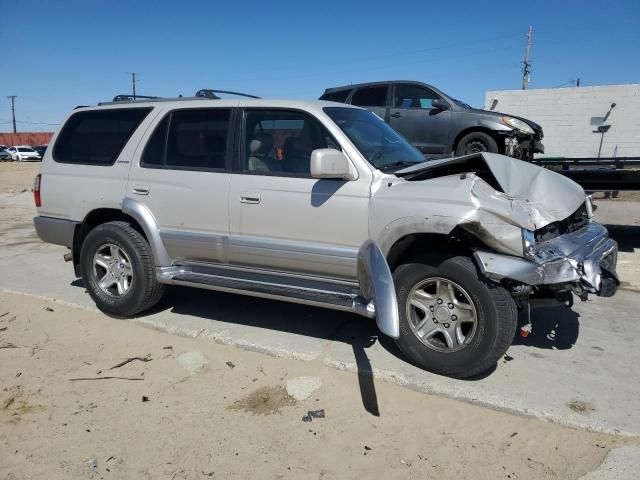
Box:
[157,264,375,319]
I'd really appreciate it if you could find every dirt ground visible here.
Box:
[0,290,621,480]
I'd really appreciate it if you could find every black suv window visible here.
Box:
[242,109,338,176]
[350,86,388,107]
[54,108,151,165]
[320,89,351,103]
[394,84,440,109]
[142,109,231,170]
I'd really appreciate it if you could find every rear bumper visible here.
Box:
[474,222,618,297]
[33,216,78,248]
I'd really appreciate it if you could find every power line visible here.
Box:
[6,96,17,133]
[521,26,533,89]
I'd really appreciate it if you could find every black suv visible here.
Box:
[320,80,544,160]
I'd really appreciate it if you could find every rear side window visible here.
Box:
[54,108,151,165]
[350,86,388,107]
[141,108,231,170]
[320,89,351,103]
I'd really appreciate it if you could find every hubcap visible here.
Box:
[465,139,489,154]
[406,277,478,353]
[93,244,133,297]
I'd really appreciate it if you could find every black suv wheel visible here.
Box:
[80,221,165,317]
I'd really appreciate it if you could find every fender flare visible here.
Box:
[357,240,399,339]
[121,198,171,267]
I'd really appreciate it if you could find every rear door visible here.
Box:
[389,83,452,155]
[348,84,390,122]
[127,107,234,263]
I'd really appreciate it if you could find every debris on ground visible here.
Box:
[567,399,595,414]
[110,353,152,370]
[142,395,150,402]
[286,376,322,401]
[177,351,208,374]
[0,342,17,349]
[364,446,372,455]
[69,376,144,382]
[0,312,9,317]
[503,354,514,363]
[302,409,325,422]
[225,361,236,369]
[228,385,295,416]
[83,456,97,473]
[43,307,54,312]
[0,326,8,331]
[257,365,266,376]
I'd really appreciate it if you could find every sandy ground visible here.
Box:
[0,290,622,480]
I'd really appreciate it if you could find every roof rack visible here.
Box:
[112,94,161,102]
[98,88,260,106]
[195,89,260,99]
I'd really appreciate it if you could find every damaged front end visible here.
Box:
[392,152,619,302]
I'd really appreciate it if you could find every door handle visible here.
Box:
[390,112,402,118]
[132,185,150,195]
[240,192,261,204]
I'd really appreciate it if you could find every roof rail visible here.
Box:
[112,94,161,102]
[195,89,260,99]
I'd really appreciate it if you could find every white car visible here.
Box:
[8,146,42,162]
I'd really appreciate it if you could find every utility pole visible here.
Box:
[7,95,17,133]
[130,72,137,99]
[521,26,533,90]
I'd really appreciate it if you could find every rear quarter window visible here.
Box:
[53,108,152,165]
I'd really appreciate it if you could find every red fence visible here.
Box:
[0,132,54,147]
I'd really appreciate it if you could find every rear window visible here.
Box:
[320,89,351,103]
[53,108,151,165]
[350,86,388,107]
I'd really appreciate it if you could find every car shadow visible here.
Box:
[512,305,580,350]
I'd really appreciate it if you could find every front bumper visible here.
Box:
[474,222,618,296]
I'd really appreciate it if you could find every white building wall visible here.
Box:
[485,84,640,158]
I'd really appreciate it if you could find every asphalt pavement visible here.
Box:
[1,191,639,436]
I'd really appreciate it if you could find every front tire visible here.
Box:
[393,255,517,378]
[80,221,165,317]
[455,131,499,156]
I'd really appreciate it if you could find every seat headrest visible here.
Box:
[250,133,274,155]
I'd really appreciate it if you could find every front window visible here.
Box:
[324,107,425,172]
[394,85,440,109]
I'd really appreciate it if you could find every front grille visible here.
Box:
[535,203,589,243]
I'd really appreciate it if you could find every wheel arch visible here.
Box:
[72,199,171,276]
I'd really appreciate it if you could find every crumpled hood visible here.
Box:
[395,152,585,230]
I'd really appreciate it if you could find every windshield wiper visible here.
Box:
[379,161,418,172]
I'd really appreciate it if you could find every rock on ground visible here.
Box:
[177,351,208,374]
[286,376,322,401]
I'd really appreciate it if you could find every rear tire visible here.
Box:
[455,131,499,156]
[80,221,165,317]
[393,255,517,378]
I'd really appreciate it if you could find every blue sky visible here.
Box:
[2,0,639,131]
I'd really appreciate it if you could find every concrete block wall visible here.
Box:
[485,84,640,158]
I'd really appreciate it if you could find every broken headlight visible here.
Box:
[522,229,536,259]
[502,116,534,135]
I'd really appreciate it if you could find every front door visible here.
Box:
[127,107,234,263]
[389,83,452,155]
[228,108,370,280]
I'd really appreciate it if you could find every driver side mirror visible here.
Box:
[432,98,450,110]
[310,148,354,180]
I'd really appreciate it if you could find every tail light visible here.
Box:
[34,174,42,207]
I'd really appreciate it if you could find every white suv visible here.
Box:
[33,92,618,378]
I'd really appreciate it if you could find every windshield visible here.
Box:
[324,107,425,171]
[452,98,472,109]
[18,147,36,153]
